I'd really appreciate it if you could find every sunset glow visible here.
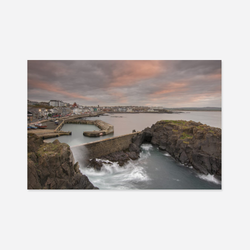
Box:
[28,60,221,108]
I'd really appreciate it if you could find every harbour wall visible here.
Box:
[65,119,114,137]
[71,132,140,159]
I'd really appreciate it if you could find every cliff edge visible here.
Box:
[131,120,221,178]
[28,133,98,189]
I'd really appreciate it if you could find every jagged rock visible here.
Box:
[131,120,221,178]
[85,120,221,180]
[159,145,166,151]
[87,158,103,170]
[28,133,44,153]
[103,151,131,166]
[27,133,98,189]
[87,146,141,169]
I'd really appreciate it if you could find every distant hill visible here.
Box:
[168,107,221,111]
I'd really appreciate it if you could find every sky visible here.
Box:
[28,60,221,108]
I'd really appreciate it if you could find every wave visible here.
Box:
[80,153,151,189]
[197,174,221,184]
[122,161,150,182]
[140,143,154,160]
[164,152,171,156]
[141,143,153,151]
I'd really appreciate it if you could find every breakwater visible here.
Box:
[54,120,64,132]
[71,132,139,159]
[65,119,114,137]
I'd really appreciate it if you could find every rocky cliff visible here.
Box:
[88,120,221,179]
[28,133,98,189]
[130,120,221,178]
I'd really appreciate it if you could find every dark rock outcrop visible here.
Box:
[85,120,221,180]
[28,133,98,189]
[131,120,221,178]
[87,158,103,170]
[103,151,134,166]
[87,141,142,169]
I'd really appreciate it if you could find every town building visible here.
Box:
[49,100,64,107]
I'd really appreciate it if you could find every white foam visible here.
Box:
[81,167,106,176]
[164,152,171,156]
[102,162,122,174]
[96,158,113,164]
[141,144,153,151]
[124,166,149,182]
[139,150,151,160]
[197,174,221,184]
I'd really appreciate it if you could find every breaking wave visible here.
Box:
[79,145,153,189]
[75,142,221,189]
[141,144,153,151]
[164,152,171,156]
[197,174,221,184]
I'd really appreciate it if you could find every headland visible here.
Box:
[83,120,221,180]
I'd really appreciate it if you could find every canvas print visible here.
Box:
[28,60,221,190]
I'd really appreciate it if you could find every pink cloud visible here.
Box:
[109,61,165,87]
[29,80,94,101]
[109,91,128,103]
[150,82,188,100]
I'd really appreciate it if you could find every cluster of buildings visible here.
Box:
[102,106,172,113]
[27,100,172,122]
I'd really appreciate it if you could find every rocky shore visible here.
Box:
[28,133,98,189]
[87,120,221,179]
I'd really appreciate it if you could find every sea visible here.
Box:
[44,111,222,189]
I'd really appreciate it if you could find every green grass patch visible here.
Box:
[162,120,187,125]
[197,124,209,129]
[180,132,193,140]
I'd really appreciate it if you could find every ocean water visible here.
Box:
[86,111,221,136]
[45,111,222,189]
[78,144,221,189]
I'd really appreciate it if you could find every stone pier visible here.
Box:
[64,119,114,137]
[71,132,139,159]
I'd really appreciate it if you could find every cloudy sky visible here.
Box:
[28,60,221,108]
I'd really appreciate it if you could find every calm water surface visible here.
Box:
[44,123,113,146]
[45,111,221,146]
[45,112,222,189]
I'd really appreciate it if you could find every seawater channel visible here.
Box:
[45,112,222,189]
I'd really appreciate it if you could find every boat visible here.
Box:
[35,123,47,129]
[29,125,37,129]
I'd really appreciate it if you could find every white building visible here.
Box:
[73,108,82,114]
[49,100,64,107]
[148,108,157,112]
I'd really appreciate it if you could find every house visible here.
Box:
[72,102,78,108]
[73,108,82,114]
[49,100,64,107]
